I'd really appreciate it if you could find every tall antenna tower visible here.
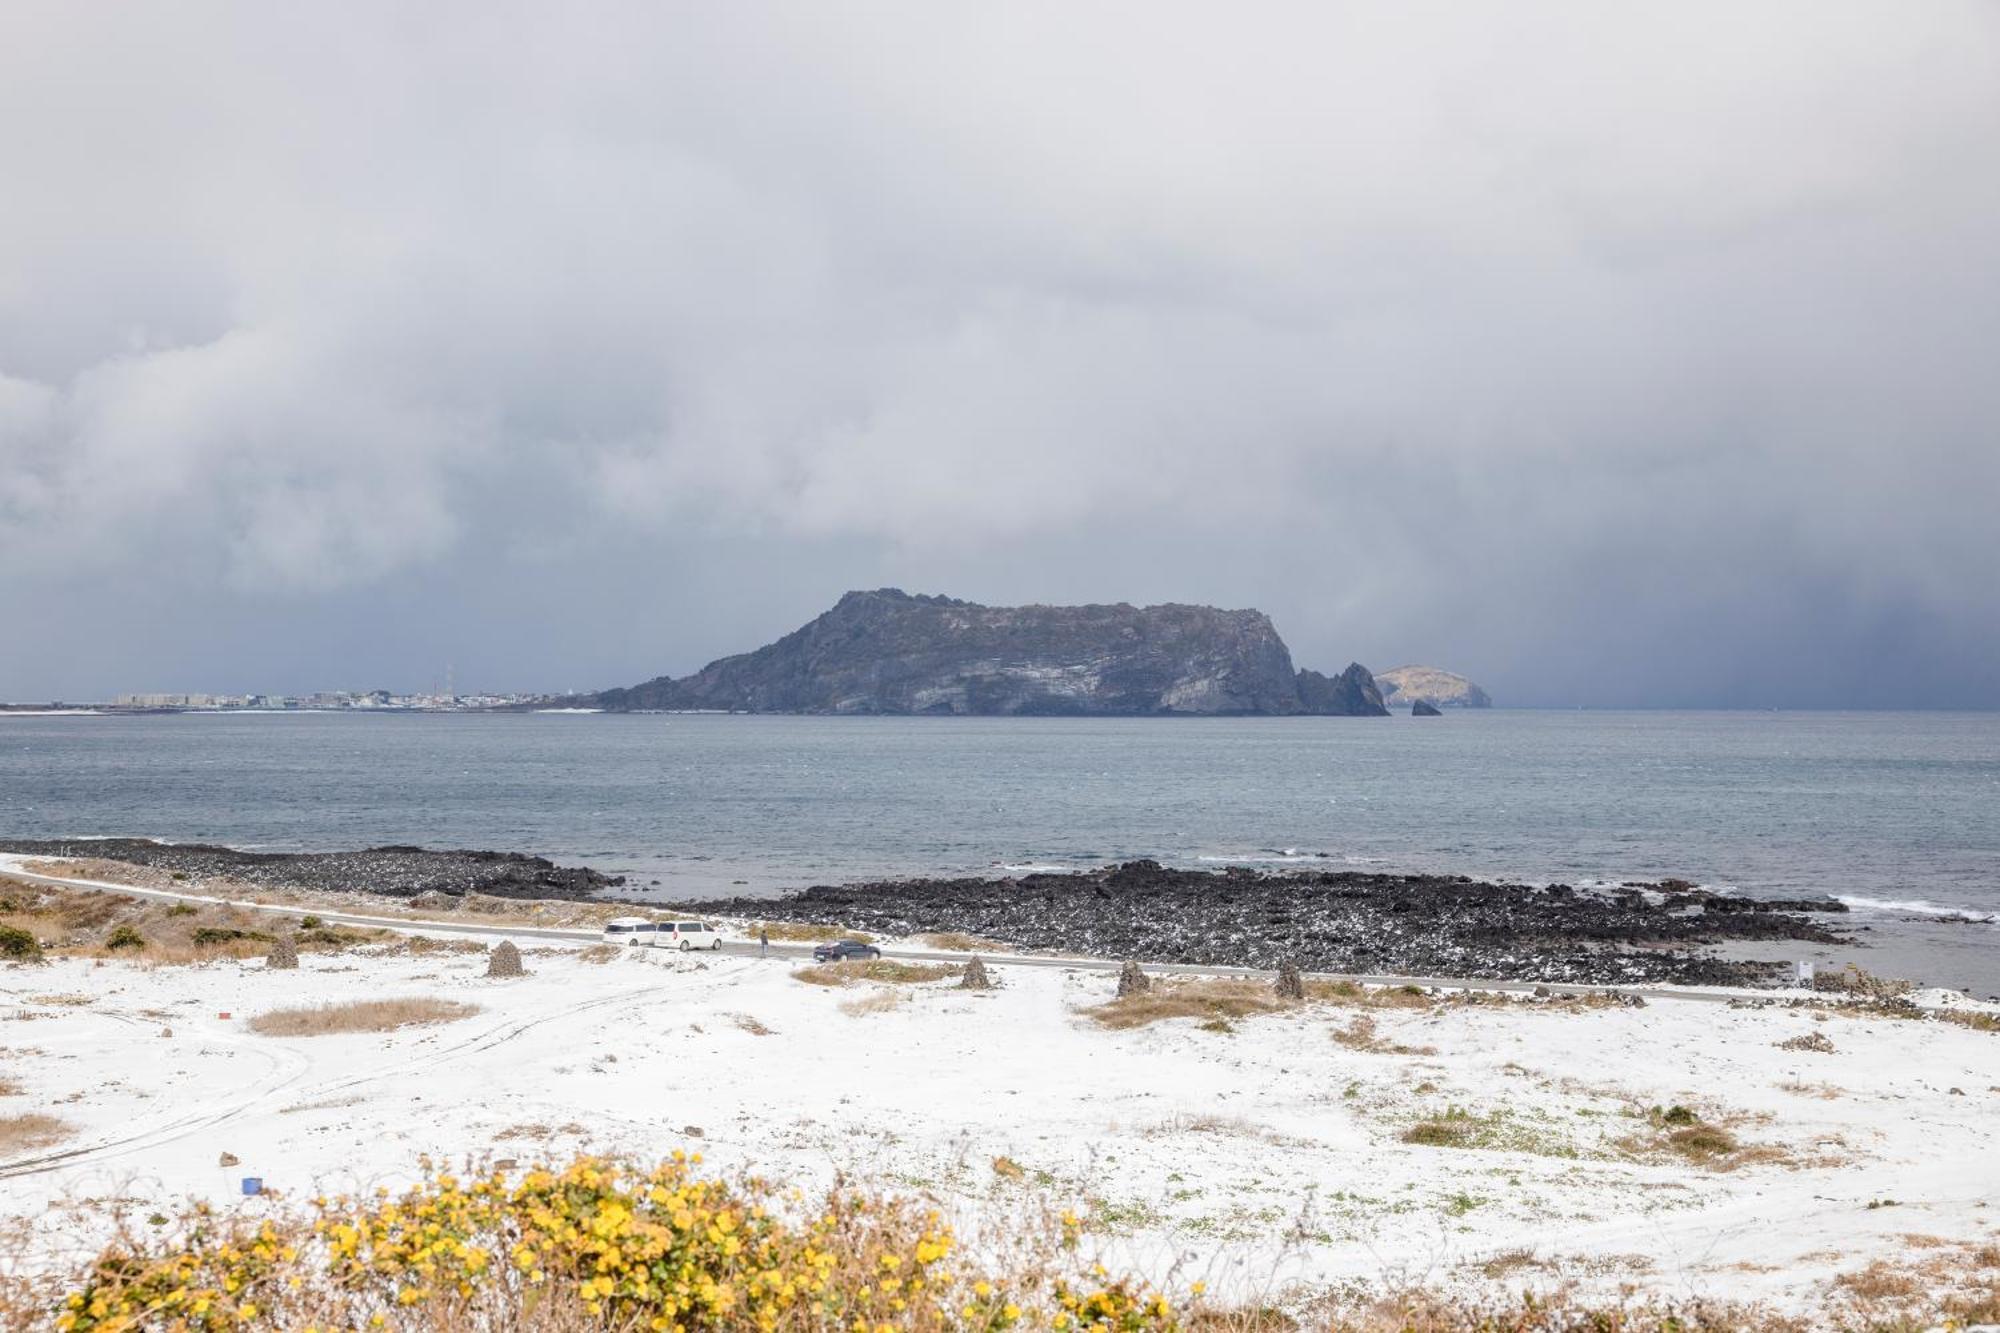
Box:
[446,662,455,701]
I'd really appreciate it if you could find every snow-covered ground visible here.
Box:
[4,939,1998,1318]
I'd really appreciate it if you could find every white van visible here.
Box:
[602,917,656,946]
[653,921,723,951]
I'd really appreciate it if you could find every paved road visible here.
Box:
[0,859,1759,1005]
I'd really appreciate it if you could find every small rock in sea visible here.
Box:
[486,940,526,978]
[959,956,996,990]
[266,935,299,970]
[1273,961,1305,1000]
[218,1152,240,1168]
[1116,960,1151,997]
[1411,700,1443,717]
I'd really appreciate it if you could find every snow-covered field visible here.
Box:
[4,934,1998,1319]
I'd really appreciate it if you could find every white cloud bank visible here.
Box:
[2,3,1998,703]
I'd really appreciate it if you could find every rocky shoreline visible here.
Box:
[682,860,1852,986]
[3,838,1855,985]
[0,838,623,899]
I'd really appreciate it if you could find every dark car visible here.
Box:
[811,939,882,963]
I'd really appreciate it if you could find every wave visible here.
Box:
[997,862,1073,873]
[1194,849,1391,866]
[1837,895,1997,924]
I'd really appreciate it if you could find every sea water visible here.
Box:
[3,710,1995,984]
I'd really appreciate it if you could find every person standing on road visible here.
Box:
[759,927,769,957]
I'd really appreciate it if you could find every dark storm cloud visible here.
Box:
[2,3,1997,705]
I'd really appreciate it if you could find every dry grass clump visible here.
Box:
[755,920,874,944]
[1777,1031,1835,1053]
[574,943,622,964]
[0,1111,71,1155]
[1306,979,1444,1010]
[1615,1105,1784,1172]
[793,959,956,987]
[0,880,377,965]
[1937,1007,2000,1034]
[0,1076,23,1097]
[1401,1109,1480,1148]
[916,931,1002,952]
[838,988,910,1017]
[1331,1015,1437,1056]
[1814,963,1914,1000]
[401,934,488,957]
[1828,1240,2000,1327]
[1084,978,1297,1030]
[246,997,481,1037]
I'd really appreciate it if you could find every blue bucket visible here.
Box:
[241,1177,263,1196]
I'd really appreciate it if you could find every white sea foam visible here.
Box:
[1195,850,1389,866]
[1838,894,1996,923]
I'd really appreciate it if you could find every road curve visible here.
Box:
[0,858,1762,1005]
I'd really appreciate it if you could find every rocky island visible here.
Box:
[1375,664,1492,709]
[583,589,1390,716]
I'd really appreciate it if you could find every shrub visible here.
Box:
[0,925,42,961]
[46,1155,1180,1333]
[166,903,197,918]
[266,935,300,969]
[299,914,323,929]
[104,925,146,951]
[191,926,272,947]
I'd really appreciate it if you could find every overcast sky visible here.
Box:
[3,3,1997,707]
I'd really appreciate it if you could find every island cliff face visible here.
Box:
[589,590,1389,716]
[1374,665,1493,709]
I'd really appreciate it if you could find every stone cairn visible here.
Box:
[265,934,299,970]
[487,940,526,978]
[1273,960,1305,1001]
[1116,960,1151,997]
[958,956,995,990]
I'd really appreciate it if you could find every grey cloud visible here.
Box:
[2,2,1997,705]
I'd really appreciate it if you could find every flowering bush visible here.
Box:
[53,1154,1185,1331]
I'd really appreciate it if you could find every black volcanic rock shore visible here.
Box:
[4,838,1854,985]
[0,838,623,899]
[682,860,1850,986]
